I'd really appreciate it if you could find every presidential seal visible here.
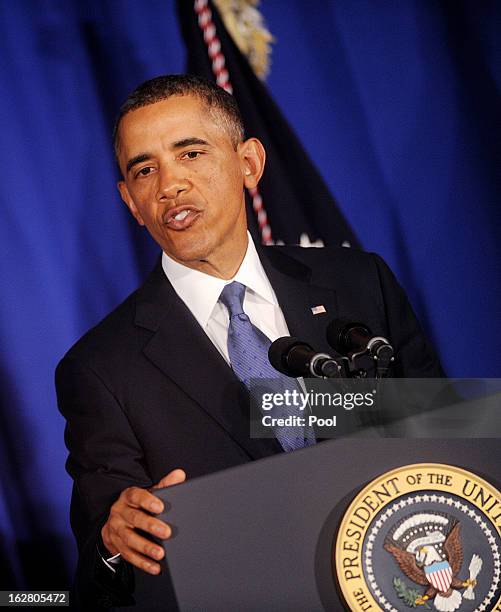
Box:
[334,464,501,611]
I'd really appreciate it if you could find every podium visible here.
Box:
[157,438,501,611]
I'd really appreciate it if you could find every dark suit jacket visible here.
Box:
[55,245,443,610]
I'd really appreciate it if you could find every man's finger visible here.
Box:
[116,525,166,562]
[121,506,171,538]
[153,468,186,490]
[120,545,162,575]
[124,486,164,513]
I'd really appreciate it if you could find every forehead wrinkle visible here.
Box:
[118,96,237,173]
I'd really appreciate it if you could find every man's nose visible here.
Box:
[156,166,190,200]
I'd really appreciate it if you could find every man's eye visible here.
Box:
[137,167,153,177]
[183,151,201,160]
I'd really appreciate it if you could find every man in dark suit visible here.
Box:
[56,75,443,609]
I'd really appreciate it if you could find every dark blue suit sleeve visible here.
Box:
[55,356,150,609]
[370,253,445,378]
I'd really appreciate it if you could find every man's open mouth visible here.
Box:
[165,206,201,230]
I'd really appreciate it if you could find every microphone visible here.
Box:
[268,336,342,379]
[326,319,394,363]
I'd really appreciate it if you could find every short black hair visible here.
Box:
[113,74,245,158]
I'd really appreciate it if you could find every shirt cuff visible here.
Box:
[97,541,122,573]
[101,551,121,573]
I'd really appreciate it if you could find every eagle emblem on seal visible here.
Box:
[384,512,482,611]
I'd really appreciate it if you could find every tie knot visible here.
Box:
[219,281,246,317]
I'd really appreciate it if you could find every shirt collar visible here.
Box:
[161,232,277,329]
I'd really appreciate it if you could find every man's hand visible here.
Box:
[101,469,186,575]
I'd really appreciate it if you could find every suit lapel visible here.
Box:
[258,247,338,356]
[134,261,281,461]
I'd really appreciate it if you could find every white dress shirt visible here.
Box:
[161,232,291,361]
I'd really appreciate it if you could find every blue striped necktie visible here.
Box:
[219,281,316,452]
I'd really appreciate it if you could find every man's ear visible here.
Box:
[117,181,145,226]
[238,138,266,189]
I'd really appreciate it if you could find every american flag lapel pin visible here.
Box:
[311,305,327,315]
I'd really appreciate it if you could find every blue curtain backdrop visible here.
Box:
[1,0,499,589]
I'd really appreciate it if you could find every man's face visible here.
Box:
[117,95,264,277]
